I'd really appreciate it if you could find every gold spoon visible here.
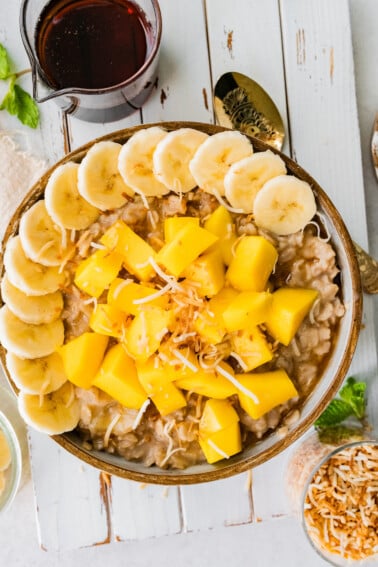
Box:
[214,71,378,294]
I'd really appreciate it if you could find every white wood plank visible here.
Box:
[180,473,252,531]
[280,0,378,427]
[251,452,292,522]
[206,0,290,153]
[141,0,213,124]
[204,0,292,526]
[110,480,182,541]
[28,430,109,552]
[253,0,378,521]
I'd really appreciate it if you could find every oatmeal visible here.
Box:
[0,126,346,470]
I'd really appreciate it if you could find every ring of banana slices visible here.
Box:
[0,125,322,454]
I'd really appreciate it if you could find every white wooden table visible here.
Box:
[0,0,377,560]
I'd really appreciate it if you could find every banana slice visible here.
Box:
[18,200,70,267]
[6,351,67,395]
[189,130,253,196]
[118,126,169,196]
[0,305,64,359]
[1,275,63,325]
[0,430,11,471]
[45,162,100,230]
[253,174,317,235]
[4,236,66,296]
[224,150,287,213]
[78,141,134,211]
[17,382,80,435]
[153,128,209,193]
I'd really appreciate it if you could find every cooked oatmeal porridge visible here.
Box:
[0,127,345,469]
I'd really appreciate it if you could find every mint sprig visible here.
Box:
[0,43,39,128]
[315,377,367,429]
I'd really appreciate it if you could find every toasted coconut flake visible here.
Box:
[304,444,378,561]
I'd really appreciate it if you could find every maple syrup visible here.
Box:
[36,0,149,90]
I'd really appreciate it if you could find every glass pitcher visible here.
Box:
[20,0,162,123]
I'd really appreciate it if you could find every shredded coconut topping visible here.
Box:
[304,443,378,561]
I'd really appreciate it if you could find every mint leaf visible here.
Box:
[339,377,366,419]
[1,81,39,128]
[0,43,11,79]
[315,398,354,428]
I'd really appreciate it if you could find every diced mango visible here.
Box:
[93,344,148,409]
[89,303,127,338]
[204,206,232,237]
[124,307,173,360]
[204,205,236,266]
[174,372,234,399]
[231,327,273,371]
[194,287,238,344]
[222,291,273,331]
[150,382,187,416]
[108,278,168,315]
[199,398,239,435]
[183,250,225,297]
[199,422,242,464]
[74,249,123,298]
[236,369,298,419]
[164,216,200,242]
[174,360,236,399]
[100,220,155,281]
[226,235,278,291]
[57,332,109,389]
[265,287,319,346]
[136,355,176,395]
[156,224,218,277]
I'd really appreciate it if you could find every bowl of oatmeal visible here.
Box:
[0,122,362,484]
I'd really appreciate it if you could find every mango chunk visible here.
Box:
[199,398,239,435]
[174,358,236,399]
[204,205,236,266]
[222,291,273,331]
[124,307,173,360]
[265,287,319,346]
[100,220,155,281]
[183,250,225,297]
[57,332,109,389]
[194,287,237,344]
[108,278,168,315]
[199,422,242,464]
[93,344,148,409]
[136,355,176,395]
[226,235,278,291]
[89,303,127,338]
[156,224,218,277]
[236,369,298,420]
[151,382,187,416]
[231,327,273,371]
[74,249,123,298]
[164,216,200,242]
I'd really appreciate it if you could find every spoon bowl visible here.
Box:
[214,71,285,150]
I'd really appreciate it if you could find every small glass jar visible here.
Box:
[287,432,378,566]
[0,411,22,513]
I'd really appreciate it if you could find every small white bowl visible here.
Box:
[0,410,22,513]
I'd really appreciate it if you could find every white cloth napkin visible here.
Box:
[0,133,46,244]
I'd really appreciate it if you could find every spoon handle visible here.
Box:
[353,241,378,294]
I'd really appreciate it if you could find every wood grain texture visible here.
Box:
[28,430,109,552]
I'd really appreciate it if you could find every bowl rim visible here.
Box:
[0,121,363,485]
